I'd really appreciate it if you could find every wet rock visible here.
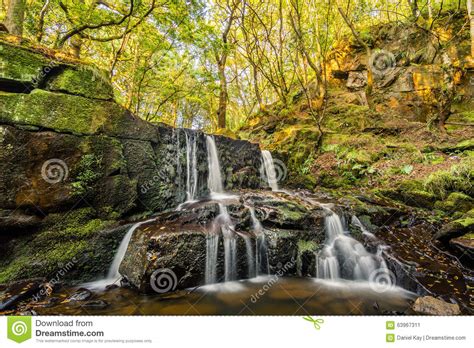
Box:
[0,209,42,230]
[434,215,474,242]
[0,278,45,311]
[81,300,108,309]
[68,288,92,302]
[120,193,326,293]
[412,296,460,315]
[449,235,474,260]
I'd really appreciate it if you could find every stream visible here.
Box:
[2,135,472,315]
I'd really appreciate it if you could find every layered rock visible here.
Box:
[0,38,266,284]
[119,192,326,292]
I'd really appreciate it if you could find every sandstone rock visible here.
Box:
[346,71,367,89]
[412,296,460,315]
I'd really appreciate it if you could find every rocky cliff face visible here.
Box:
[0,37,264,283]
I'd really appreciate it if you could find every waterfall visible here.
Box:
[107,219,156,280]
[175,129,182,194]
[206,135,224,194]
[239,232,256,278]
[81,218,156,289]
[316,210,390,283]
[261,150,279,191]
[249,207,269,275]
[205,233,219,284]
[205,135,238,283]
[185,132,198,201]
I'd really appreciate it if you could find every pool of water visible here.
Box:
[31,277,416,315]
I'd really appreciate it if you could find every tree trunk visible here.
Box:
[5,0,26,36]
[468,0,474,57]
[216,60,227,129]
[36,0,50,42]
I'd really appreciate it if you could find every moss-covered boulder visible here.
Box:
[0,208,130,284]
[434,192,474,214]
[0,41,51,90]
[0,90,157,140]
[379,180,436,209]
[433,210,474,241]
[46,67,114,101]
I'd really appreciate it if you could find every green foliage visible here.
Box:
[71,154,103,196]
[424,160,474,199]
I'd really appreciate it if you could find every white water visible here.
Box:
[205,135,238,283]
[82,218,155,289]
[262,150,279,191]
[205,233,219,284]
[206,136,224,194]
[249,207,269,275]
[185,132,199,201]
[239,232,256,278]
[316,210,390,283]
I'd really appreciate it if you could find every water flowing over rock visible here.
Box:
[316,205,390,283]
[261,150,279,191]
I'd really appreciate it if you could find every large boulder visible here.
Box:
[412,296,461,315]
[119,193,326,293]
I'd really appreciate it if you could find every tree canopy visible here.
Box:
[0,0,471,131]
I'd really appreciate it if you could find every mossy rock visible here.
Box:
[433,209,474,241]
[440,139,474,153]
[0,41,51,88]
[46,67,114,101]
[379,180,436,209]
[0,208,128,284]
[0,89,157,140]
[434,192,474,214]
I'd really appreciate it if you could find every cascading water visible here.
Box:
[184,131,198,201]
[206,136,224,194]
[175,129,182,194]
[316,208,390,283]
[82,218,155,289]
[261,150,279,191]
[205,135,238,283]
[249,207,269,275]
[239,232,256,278]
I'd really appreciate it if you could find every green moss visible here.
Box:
[46,67,114,100]
[423,159,474,199]
[441,139,474,153]
[0,208,116,284]
[297,240,317,253]
[71,154,103,196]
[0,41,51,85]
[0,89,126,135]
[434,192,474,214]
